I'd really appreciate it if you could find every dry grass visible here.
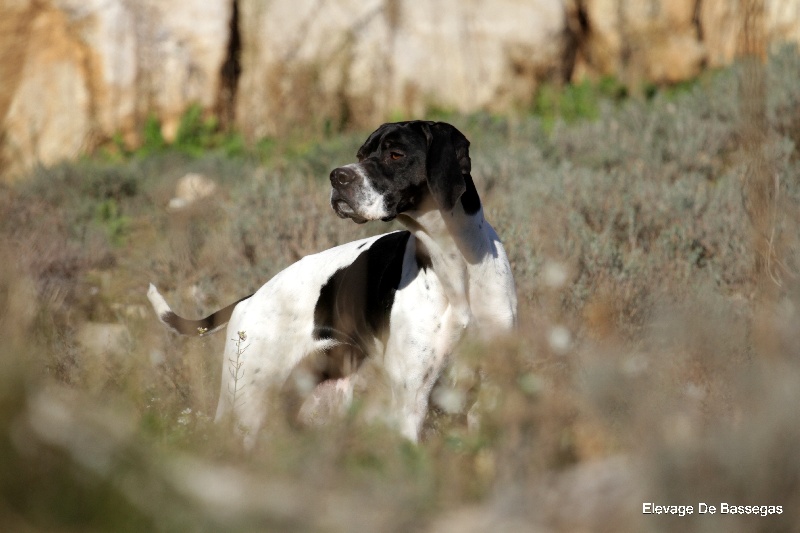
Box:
[2,48,800,532]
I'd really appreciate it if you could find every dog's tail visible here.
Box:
[147,283,252,337]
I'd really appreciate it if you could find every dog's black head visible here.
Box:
[329,121,478,224]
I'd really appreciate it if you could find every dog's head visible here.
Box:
[329,121,477,224]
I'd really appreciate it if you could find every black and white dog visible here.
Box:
[148,121,517,446]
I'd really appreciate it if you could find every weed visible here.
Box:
[532,76,628,132]
[92,199,130,246]
[141,113,167,155]
[228,330,248,410]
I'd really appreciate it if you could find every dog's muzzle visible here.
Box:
[329,167,368,224]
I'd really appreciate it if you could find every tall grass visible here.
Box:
[1,48,800,532]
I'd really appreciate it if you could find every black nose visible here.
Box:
[330,167,355,187]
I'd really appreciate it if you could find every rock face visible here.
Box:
[0,0,232,180]
[236,0,568,139]
[570,0,706,85]
[168,173,219,210]
[572,0,800,85]
[1,2,92,180]
[2,0,800,179]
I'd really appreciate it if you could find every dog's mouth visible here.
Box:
[331,197,368,224]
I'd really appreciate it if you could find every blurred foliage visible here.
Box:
[142,114,167,155]
[533,76,628,131]
[97,69,703,166]
[1,47,800,532]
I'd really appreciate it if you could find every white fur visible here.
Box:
[342,163,390,220]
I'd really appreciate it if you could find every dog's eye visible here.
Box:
[389,151,404,160]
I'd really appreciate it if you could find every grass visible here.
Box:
[2,47,800,531]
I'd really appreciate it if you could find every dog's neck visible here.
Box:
[399,190,491,261]
[397,192,492,333]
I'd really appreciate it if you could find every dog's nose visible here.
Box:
[330,167,355,187]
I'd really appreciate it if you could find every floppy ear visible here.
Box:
[418,122,470,212]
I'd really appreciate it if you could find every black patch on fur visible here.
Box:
[460,173,481,215]
[163,293,253,336]
[414,241,433,271]
[313,231,411,377]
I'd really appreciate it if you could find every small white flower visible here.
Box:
[178,408,193,426]
[149,349,165,366]
[684,383,706,401]
[548,325,571,354]
[622,354,648,376]
[542,261,568,289]
[432,387,466,414]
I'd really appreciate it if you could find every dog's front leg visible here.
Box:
[381,267,453,441]
[406,227,473,333]
[384,348,447,442]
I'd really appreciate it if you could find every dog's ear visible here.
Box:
[417,122,470,212]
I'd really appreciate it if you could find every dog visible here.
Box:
[148,121,517,446]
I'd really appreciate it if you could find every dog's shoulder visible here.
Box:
[311,231,412,340]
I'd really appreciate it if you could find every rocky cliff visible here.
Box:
[1,0,799,179]
[1,0,232,179]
